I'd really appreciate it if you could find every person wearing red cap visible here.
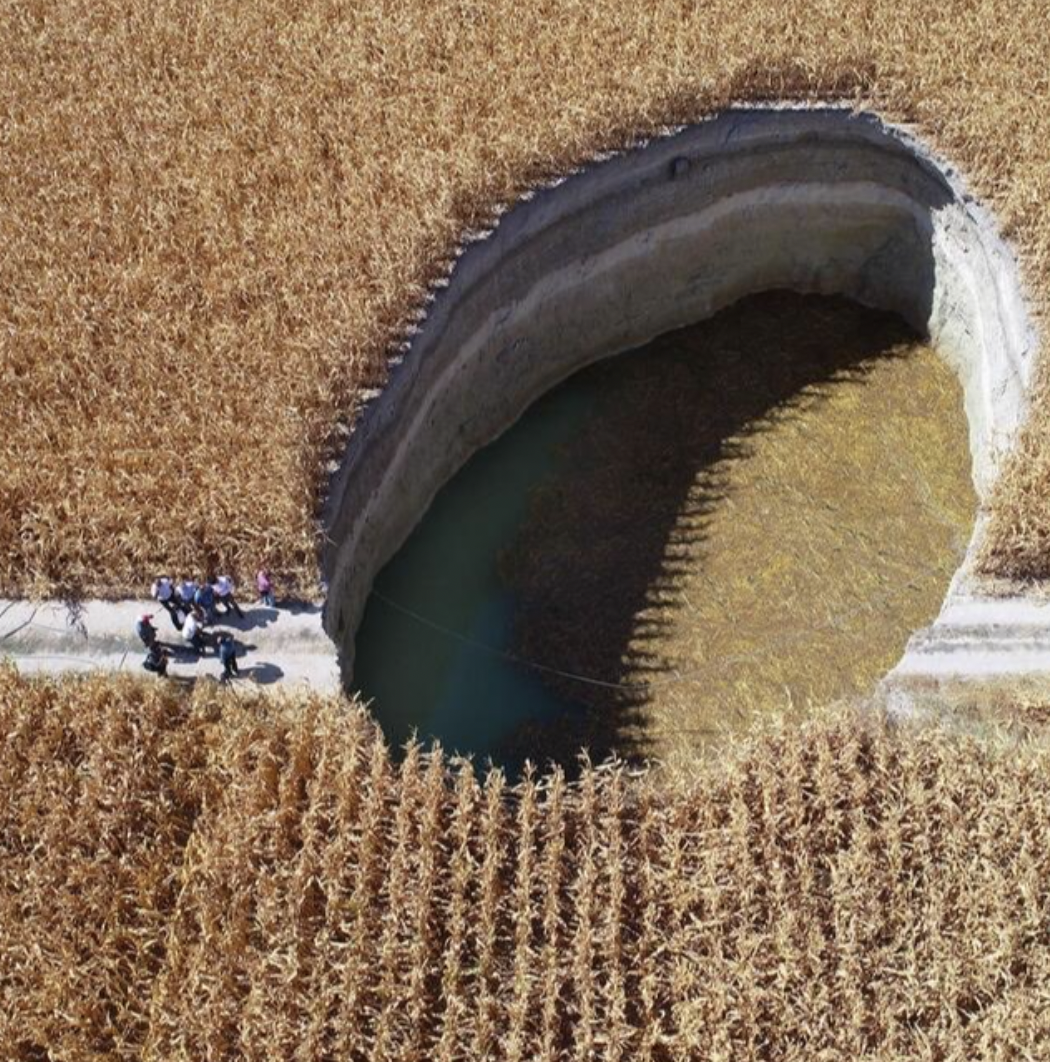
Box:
[135,613,158,649]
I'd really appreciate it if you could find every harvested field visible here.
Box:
[2,0,1050,596]
[5,7,1050,1058]
[5,670,1050,1060]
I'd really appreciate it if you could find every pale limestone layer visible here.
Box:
[891,595,1050,681]
[323,107,1037,682]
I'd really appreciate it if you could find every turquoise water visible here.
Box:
[351,372,597,767]
[350,293,976,775]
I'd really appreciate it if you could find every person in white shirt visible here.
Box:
[182,607,209,654]
[151,576,184,631]
[213,574,244,619]
[177,578,198,613]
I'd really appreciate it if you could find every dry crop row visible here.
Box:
[4,670,1050,1060]
[2,0,1050,597]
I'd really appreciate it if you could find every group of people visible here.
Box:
[136,569,276,681]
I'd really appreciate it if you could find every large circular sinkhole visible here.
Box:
[353,291,975,769]
[322,108,1035,771]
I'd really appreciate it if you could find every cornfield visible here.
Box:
[2,0,1050,597]
[5,668,1050,1060]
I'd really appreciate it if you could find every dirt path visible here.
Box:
[0,598,340,692]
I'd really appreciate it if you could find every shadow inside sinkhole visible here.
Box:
[491,291,934,770]
[352,290,971,777]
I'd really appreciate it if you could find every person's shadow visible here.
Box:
[275,601,322,617]
[160,640,207,660]
[221,607,279,632]
[240,661,284,685]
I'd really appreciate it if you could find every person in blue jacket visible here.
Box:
[218,632,239,682]
[193,581,217,624]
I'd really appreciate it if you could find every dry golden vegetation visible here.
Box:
[4,669,1050,1060]
[2,0,1050,596]
[500,293,975,767]
[0,670,216,1060]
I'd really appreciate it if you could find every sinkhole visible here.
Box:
[322,107,1035,771]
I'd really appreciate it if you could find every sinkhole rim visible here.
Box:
[320,104,1038,709]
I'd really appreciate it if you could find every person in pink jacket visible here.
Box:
[256,568,276,608]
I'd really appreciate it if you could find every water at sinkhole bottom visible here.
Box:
[350,292,975,774]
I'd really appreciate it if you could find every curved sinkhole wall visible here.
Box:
[322,106,1037,680]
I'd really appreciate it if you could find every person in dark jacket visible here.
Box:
[193,582,217,624]
[142,642,170,676]
[218,632,239,682]
[135,613,158,649]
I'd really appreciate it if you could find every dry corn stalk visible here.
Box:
[1,0,1050,597]
[7,669,1050,1059]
